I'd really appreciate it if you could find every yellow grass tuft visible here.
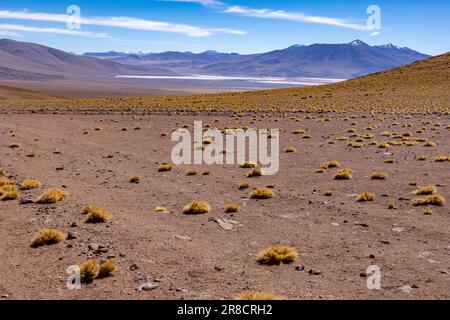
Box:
[186,169,198,176]
[245,168,262,178]
[183,200,211,215]
[157,164,173,172]
[257,245,298,265]
[413,185,436,195]
[129,176,140,183]
[0,178,14,187]
[78,259,100,283]
[84,205,111,223]
[370,172,388,180]
[284,147,297,153]
[423,208,433,215]
[333,168,353,180]
[9,143,21,149]
[250,188,274,199]
[321,161,340,170]
[20,179,42,190]
[225,203,240,213]
[239,162,256,168]
[155,206,169,213]
[0,167,5,175]
[413,195,445,206]
[235,292,282,300]
[323,189,333,196]
[36,188,68,204]
[97,260,117,278]
[31,228,65,247]
[356,192,376,202]
[239,182,251,190]
[1,190,20,201]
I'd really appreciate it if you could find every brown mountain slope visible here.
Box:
[0,84,62,100]
[0,52,449,113]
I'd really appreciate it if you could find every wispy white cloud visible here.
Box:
[0,29,23,37]
[224,6,369,31]
[0,9,245,37]
[0,23,108,38]
[160,0,223,7]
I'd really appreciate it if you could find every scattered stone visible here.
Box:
[308,269,322,276]
[211,218,241,230]
[19,198,34,205]
[67,232,77,240]
[392,227,404,233]
[399,286,412,294]
[70,222,78,228]
[418,252,433,259]
[173,234,192,241]
[369,254,376,259]
[295,264,305,271]
[130,264,140,271]
[138,281,159,291]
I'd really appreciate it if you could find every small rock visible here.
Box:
[67,232,77,240]
[308,269,322,276]
[88,243,99,251]
[295,264,305,271]
[138,282,158,291]
[369,254,376,259]
[399,286,412,294]
[418,252,433,259]
[392,227,404,233]
[70,222,78,228]
[19,198,34,205]
[173,235,192,241]
[130,264,140,271]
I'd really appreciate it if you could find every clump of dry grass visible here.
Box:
[78,259,100,283]
[250,188,274,199]
[235,292,282,300]
[26,151,36,158]
[8,143,21,149]
[129,176,140,183]
[413,185,436,195]
[356,192,376,202]
[409,180,418,186]
[245,168,262,178]
[423,141,437,147]
[388,201,396,209]
[284,147,297,153]
[323,189,333,196]
[186,169,198,176]
[370,172,388,180]
[97,260,117,278]
[31,228,65,247]
[155,206,169,213]
[157,164,173,172]
[36,188,68,204]
[384,159,395,164]
[1,190,20,201]
[417,156,428,161]
[423,208,433,215]
[0,167,5,175]
[435,156,447,162]
[257,245,298,265]
[183,200,211,215]
[202,170,211,175]
[0,178,14,187]
[84,205,111,223]
[413,195,445,206]
[20,179,42,190]
[321,161,340,170]
[225,203,240,213]
[239,162,256,168]
[104,152,114,158]
[239,182,251,190]
[333,168,353,180]
[53,149,62,154]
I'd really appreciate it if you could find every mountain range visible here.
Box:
[0,38,430,81]
[84,40,430,79]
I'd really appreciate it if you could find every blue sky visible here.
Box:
[0,0,448,55]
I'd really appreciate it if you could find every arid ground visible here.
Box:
[0,112,449,300]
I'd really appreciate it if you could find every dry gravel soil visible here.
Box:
[0,113,449,300]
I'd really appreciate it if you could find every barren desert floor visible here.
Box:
[0,112,449,300]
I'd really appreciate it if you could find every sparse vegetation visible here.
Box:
[356,192,376,202]
[250,188,274,199]
[20,179,42,190]
[36,188,68,204]
[239,182,251,190]
[370,172,388,180]
[157,164,173,172]
[413,185,436,195]
[84,205,111,223]
[183,200,211,214]
[129,176,140,183]
[333,168,353,180]
[245,168,262,178]
[31,228,65,247]
[235,292,282,300]
[413,195,445,206]
[225,203,240,213]
[257,245,298,265]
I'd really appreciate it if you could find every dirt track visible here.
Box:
[0,113,449,300]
